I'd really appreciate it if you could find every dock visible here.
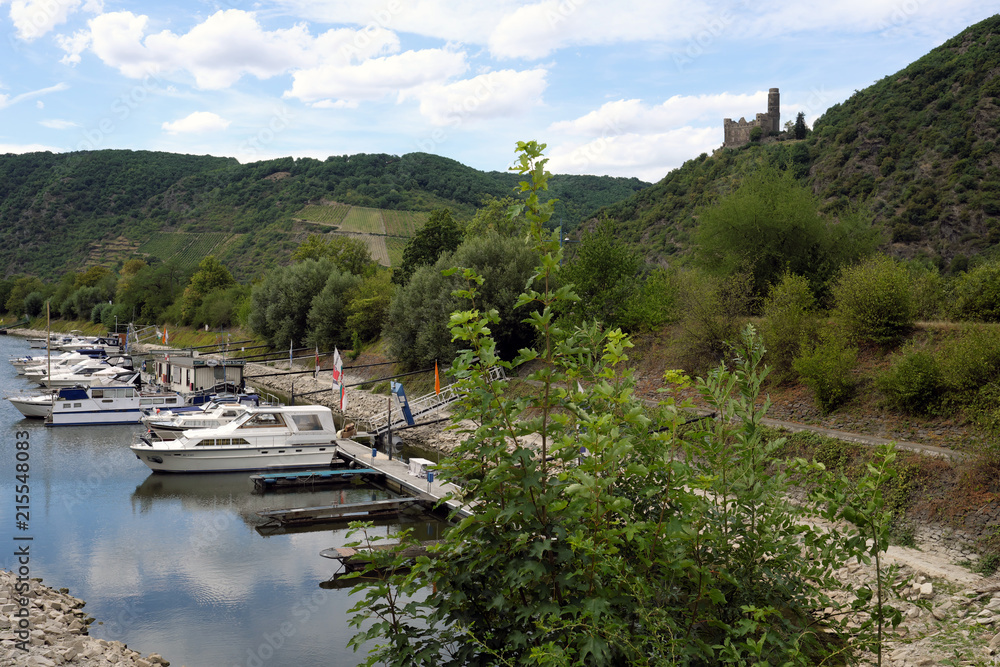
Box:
[257,497,428,526]
[319,540,444,588]
[250,468,383,492]
[332,438,473,519]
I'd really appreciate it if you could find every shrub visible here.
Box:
[876,345,943,414]
[759,273,817,383]
[832,255,915,347]
[937,324,1000,397]
[793,331,858,413]
[949,259,1000,322]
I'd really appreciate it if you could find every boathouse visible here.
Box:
[147,350,245,394]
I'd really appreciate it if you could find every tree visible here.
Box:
[695,165,879,301]
[832,254,915,347]
[749,126,763,142]
[384,233,539,369]
[292,234,376,276]
[392,208,462,285]
[306,269,363,349]
[794,111,808,139]
[350,141,898,666]
[463,195,528,239]
[247,258,334,348]
[180,256,236,323]
[5,276,45,315]
[559,218,643,329]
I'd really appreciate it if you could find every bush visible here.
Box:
[832,255,915,347]
[793,331,858,412]
[759,273,817,383]
[876,345,943,414]
[937,324,1000,398]
[949,259,1000,322]
[675,268,753,373]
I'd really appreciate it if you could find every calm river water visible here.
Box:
[0,335,443,666]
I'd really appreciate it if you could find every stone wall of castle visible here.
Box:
[723,88,780,148]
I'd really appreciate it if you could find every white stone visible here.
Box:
[919,582,934,599]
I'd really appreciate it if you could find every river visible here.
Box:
[0,334,443,667]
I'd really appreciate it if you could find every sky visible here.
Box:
[0,1,995,184]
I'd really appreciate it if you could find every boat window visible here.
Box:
[290,414,323,431]
[239,413,285,428]
[196,439,215,447]
[91,389,104,398]
[223,411,238,417]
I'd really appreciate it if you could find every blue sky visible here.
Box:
[0,1,995,183]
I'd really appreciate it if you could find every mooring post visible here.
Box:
[387,393,393,460]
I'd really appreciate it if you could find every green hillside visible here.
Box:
[0,150,649,279]
[601,13,1000,269]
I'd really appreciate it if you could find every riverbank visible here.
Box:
[0,570,173,667]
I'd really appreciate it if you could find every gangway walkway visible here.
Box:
[365,366,505,440]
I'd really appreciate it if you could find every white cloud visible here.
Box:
[410,68,548,126]
[0,142,62,154]
[550,92,771,136]
[39,118,80,129]
[286,48,468,105]
[547,127,720,182]
[71,9,400,90]
[0,82,70,109]
[8,0,78,41]
[162,111,231,135]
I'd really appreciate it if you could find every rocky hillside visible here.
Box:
[600,13,1000,270]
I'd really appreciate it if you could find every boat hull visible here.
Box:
[8,396,52,418]
[129,443,340,473]
[48,408,144,426]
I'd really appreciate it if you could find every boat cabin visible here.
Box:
[147,350,245,394]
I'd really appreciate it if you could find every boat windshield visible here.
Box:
[237,412,286,428]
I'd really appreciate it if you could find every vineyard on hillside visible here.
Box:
[386,237,408,267]
[339,207,386,235]
[137,231,235,270]
[296,203,351,226]
[382,210,428,237]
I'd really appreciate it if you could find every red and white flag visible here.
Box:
[331,347,346,411]
[314,346,320,379]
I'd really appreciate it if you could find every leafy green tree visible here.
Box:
[292,234,376,276]
[344,271,395,345]
[305,269,363,349]
[760,272,817,383]
[559,218,642,328]
[794,328,859,412]
[113,261,185,323]
[350,141,896,666]
[180,256,236,323]
[695,165,879,301]
[247,258,333,348]
[832,254,915,346]
[463,195,528,239]
[618,266,680,331]
[392,208,462,285]
[5,276,45,316]
[794,111,808,139]
[948,258,1000,322]
[23,291,45,318]
[384,233,539,369]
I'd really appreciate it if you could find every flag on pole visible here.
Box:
[162,327,168,345]
[331,347,345,411]
[289,339,293,369]
[435,360,440,395]
[314,346,320,379]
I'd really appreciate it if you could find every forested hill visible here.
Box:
[0,149,648,279]
[600,13,1000,270]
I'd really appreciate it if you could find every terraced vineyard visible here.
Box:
[339,207,386,234]
[297,203,350,226]
[382,210,427,237]
[137,231,235,270]
[386,237,408,267]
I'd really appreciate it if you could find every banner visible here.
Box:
[332,348,346,411]
[435,360,440,395]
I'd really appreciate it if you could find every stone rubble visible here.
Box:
[0,571,175,667]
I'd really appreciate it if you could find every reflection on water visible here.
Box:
[0,335,447,667]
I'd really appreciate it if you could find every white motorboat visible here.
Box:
[142,402,253,440]
[130,405,342,473]
[7,391,57,418]
[30,363,130,388]
[13,351,95,375]
[27,337,48,348]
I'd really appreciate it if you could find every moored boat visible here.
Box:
[130,405,342,473]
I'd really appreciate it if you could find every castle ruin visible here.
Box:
[723,88,780,148]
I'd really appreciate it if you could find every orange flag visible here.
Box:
[435,360,440,395]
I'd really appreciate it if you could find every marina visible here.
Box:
[0,334,450,667]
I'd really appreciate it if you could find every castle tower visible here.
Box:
[767,88,780,133]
